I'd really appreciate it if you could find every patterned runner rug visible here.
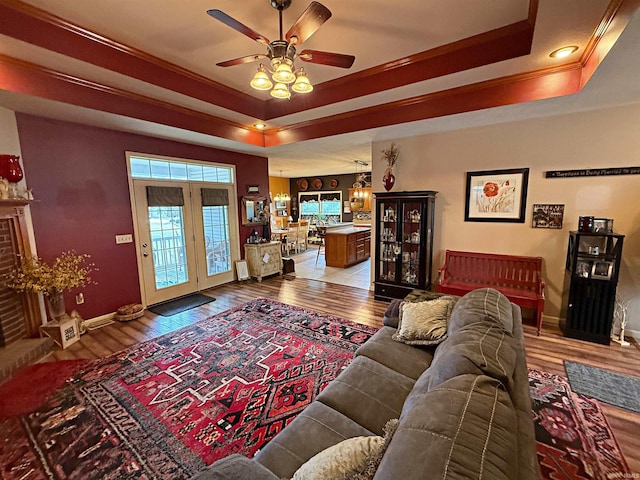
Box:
[529,368,631,479]
[564,360,640,414]
[0,299,376,480]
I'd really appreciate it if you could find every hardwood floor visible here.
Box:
[48,276,640,475]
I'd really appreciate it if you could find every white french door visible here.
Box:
[132,180,239,306]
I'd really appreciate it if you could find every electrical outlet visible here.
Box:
[76,293,84,304]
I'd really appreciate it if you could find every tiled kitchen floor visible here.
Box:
[284,244,372,291]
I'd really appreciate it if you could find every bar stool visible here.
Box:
[315,226,327,264]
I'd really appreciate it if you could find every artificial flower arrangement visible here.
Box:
[381,143,400,191]
[381,143,400,169]
[3,250,95,297]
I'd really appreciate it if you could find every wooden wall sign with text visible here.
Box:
[546,167,640,178]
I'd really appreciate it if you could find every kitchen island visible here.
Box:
[324,226,371,268]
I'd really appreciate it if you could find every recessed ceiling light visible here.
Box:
[549,46,579,59]
[254,123,266,130]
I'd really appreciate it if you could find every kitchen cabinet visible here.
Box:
[325,227,371,268]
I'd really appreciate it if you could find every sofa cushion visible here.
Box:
[190,454,278,480]
[355,327,434,380]
[382,290,456,328]
[447,287,514,335]
[316,356,414,436]
[374,374,518,480]
[392,296,456,346]
[254,401,374,479]
[291,435,384,480]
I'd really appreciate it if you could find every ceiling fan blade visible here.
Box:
[207,9,270,46]
[299,50,355,68]
[285,1,331,45]
[216,54,267,67]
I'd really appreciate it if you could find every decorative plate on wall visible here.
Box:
[312,178,323,190]
[329,178,339,189]
[297,178,309,191]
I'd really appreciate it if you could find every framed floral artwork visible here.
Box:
[464,168,529,223]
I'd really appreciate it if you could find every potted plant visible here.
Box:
[3,250,95,321]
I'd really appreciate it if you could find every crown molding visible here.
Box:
[0,54,265,146]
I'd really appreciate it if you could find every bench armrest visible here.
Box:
[538,278,545,298]
[437,265,447,284]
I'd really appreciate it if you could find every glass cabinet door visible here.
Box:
[374,191,437,301]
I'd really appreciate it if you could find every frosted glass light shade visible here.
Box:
[271,83,291,99]
[292,71,313,93]
[250,67,273,90]
[272,62,295,84]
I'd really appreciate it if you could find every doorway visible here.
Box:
[132,179,239,306]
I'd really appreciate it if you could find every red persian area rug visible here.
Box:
[0,299,376,480]
[0,359,90,419]
[529,368,631,480]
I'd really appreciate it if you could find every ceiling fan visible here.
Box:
[207,0,355,99]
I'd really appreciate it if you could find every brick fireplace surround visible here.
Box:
[0,202,51,384]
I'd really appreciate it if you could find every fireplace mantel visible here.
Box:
[0,203,43,342]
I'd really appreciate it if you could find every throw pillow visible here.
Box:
[392,296,456,346]
[291,436,384,480]
[336,419,399,480]
[383,299,403,328]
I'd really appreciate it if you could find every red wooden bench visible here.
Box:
[436,250,545,335]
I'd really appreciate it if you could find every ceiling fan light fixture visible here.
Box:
[250,65,273,90]
[271,82,291,99]
[272,60,296,84]
[292,69,313,93]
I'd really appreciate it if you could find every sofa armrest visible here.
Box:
[190,454,279,480]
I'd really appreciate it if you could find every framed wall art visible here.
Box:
[464,168,529,223]
[235,260,249,281]
[532,204,565,229]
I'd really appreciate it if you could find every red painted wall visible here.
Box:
[15,113,268,318]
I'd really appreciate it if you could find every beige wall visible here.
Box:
[372,102,640,336]
[0,107,21,153]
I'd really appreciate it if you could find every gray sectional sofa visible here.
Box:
[192,288,539,480]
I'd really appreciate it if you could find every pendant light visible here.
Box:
[274,170,291,202]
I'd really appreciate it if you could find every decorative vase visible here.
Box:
[0,154,24,183]
[46,291,67,322]
[382,168,395,191]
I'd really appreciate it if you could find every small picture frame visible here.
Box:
[592,218,612,233]
[247,185,260,194]
[576,260,592,278]
[532,204,565,229]
[592,260,613,279]
[235,260,250,281]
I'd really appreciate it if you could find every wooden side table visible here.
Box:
[244,242,282,282]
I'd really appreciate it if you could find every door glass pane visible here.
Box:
[148,206,188,288]
[203,205,231,275]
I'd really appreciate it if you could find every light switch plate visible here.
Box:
[115,234,133,244]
